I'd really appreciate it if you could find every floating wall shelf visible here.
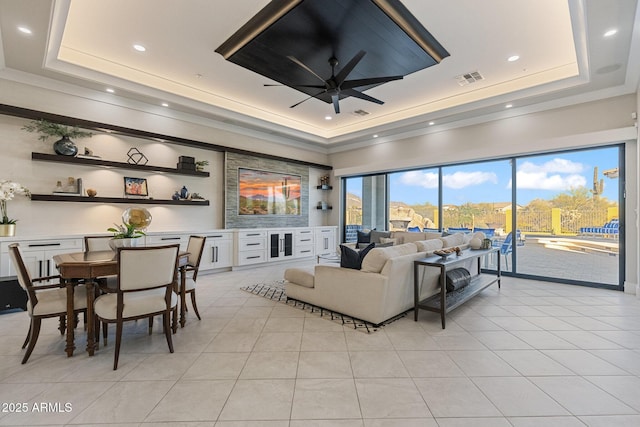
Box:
[31,152,210,177]
[30,194,210,206]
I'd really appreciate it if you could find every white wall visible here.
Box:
[0,79,333,236]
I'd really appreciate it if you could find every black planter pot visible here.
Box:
[53,136,78,156]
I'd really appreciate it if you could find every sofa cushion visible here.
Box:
[415,239,444,252]
[370,230,391,243]
[284,267,315,288]
[440,232,465,248]
[340,243,375,270]
[392,231,441,244]
[361,242,418,273]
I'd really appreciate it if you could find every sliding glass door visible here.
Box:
[514,147,622,288]
[341,144,624,289]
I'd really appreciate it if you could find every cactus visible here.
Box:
[590,167,604,198]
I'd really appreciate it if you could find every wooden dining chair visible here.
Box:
[93,244,180,370]
[8,243,88,364]
[182,235,207,321]
[84,235,118,293]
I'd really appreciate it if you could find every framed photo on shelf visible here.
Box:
[123,177,148,198]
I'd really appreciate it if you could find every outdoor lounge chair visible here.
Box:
[580,219,619,238]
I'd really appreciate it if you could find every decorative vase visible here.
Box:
[0,224,16,237]
[109,237,141,250]
[53,136,78,156]
[180,186,189,199]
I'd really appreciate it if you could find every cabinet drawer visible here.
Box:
[237,250,266,265]
[295,246,314,257]
[238,238,266,251]
[204,232,232,241]
[1,238,82,253]
[295,235,314,245]
[237,230,267,239]
[146,235,187,244]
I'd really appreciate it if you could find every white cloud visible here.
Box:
[511,158,587,190]
[443,171,498,189]
[399,170,498,190]
[399,171,439,188]
[519,158,584,174]
[510,171,586,190]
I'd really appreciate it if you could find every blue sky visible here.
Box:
[348,146,619,205]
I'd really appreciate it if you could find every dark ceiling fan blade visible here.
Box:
[264,84,326,88]
[286,55,327,85]
[290,90,327,108]
[342,88,384,105]
[341,75,403,90]
[334,50,366,85]
[331,94,340,114]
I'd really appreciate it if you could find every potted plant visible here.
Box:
[107,222,146,250]
[22,119,93,156]
[195,160,209,172]
[0,180,30,236]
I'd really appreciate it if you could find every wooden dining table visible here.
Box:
[52,249,190,357]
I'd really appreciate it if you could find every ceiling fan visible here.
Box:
[265,50,403,114]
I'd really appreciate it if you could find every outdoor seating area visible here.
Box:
[579,218,620,238]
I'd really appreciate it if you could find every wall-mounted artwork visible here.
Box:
[238,168,301,215]
[123,177,148,197]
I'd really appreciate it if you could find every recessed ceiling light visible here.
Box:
[106,88,115,93]
[17,26,32,35]
[161,102,169,107]
[604,29,618,37]
[507,55,520,62]
[428,121,435,126]
[373,134,378,138]
[505,104,513,108]
[133,44,146,52]
[325,116,332,120]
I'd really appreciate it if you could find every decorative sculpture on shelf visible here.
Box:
[127,147,148,165]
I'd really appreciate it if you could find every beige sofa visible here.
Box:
[284,231,484,325]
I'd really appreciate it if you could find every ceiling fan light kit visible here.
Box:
[216,0,449,114]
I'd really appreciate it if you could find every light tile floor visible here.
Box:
[1,260,640,426]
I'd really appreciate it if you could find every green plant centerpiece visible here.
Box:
[107,223,145,250]
[107,207,151,250]
[22,119,93,156]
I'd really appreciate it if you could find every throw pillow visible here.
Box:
[357,230,371,244]
[379,237,397,245]
[340,243,375,270]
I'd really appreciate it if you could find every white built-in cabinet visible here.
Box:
[0,237,83,278]
[234,227,337,267]
[0,227,337,276]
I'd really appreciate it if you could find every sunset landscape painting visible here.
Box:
[238,168,301,215]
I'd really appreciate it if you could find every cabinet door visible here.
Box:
[202,238,233,269]
[283,233,293,256]
[269,232,294,259]
[212,238,233,268]
[315,228,337,256]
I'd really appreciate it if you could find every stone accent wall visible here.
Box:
[225,152,309,228]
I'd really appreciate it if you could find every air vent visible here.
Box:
[455,71,484,86]
[353,109,370,116]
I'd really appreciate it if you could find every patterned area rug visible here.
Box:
[241,280,407,333]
